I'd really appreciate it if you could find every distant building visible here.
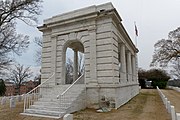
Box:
[4,81,14,96]
[4,80,40,96]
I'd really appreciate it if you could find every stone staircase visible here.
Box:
[21,84,86,119]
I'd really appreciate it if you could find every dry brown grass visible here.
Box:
[0,89,171,120]
[73,89,171,120]
[0,101,60,120]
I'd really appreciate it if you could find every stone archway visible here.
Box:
[62,40,84,84]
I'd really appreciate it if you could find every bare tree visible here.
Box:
[34,37,42,65]
[65,51,84,84]
[170,58,180,79]
[8,63,33,95]
[78,52,84,76]
[151,27,180,67]
[0,0,42,71]
[34,69,41,85]
[66,58,73,84]
[0,79,6,96]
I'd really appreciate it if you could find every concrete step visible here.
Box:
[38,97,77,102]
[34,101,59,106]
[34,101,72,107]
[22,84,86,119]
[39,98,59,102]
[25,109,65,117]
[41,93,82,99]
[30,105,68,111]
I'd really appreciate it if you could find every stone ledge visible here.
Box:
[44,2,114,24]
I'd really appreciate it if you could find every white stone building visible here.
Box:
[22,2,139,118]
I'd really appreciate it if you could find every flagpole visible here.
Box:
[135,34,137,47]
[134,21,138,48]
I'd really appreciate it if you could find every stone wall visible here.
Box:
[86,84,139,109]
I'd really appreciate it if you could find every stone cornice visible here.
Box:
[38,2,138,53]
[38,2,114,31]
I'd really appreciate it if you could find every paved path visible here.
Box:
[161,89,180,113]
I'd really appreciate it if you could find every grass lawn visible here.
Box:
[0,89,171,120]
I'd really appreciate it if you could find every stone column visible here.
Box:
[73,49,78,82]
[135,54,138,83]
[132,55,136,82]
[120,44,127,83]
[127,51,132,82]
[51,36,57,85]
[88,26,97,84]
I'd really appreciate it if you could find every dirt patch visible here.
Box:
[0,89,170,120]
[137,89,170,120]
[161,89,180,113]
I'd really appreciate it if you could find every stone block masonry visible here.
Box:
[36,2,139,117]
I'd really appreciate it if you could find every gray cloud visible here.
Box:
[16,0,180,70]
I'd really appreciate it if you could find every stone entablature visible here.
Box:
[39,2,139,109]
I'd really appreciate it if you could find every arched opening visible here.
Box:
[64,41,84,84]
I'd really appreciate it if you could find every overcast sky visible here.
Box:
[15,0,180,70]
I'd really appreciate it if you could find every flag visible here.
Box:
[135,23,138,36]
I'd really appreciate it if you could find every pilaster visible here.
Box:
[51,36,57,85]
[132,55,136,82]
[87,25,97,85]
[127,51,132,82]
[135,54,139,83]
[120,44,127,83]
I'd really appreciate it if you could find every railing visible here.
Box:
[157,86,180,120]
[57,74,85,112]
[23,73,55,112]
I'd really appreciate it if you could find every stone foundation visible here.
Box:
[86,83,139,109]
